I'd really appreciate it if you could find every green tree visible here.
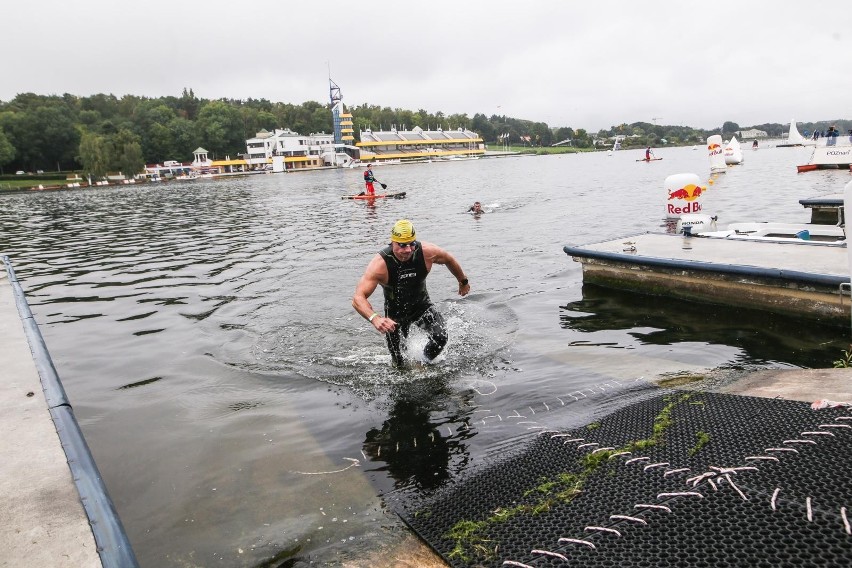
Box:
[722,121,740,134]
[530,122,551,146]
[107,128,142,174]
[471,113,494,142]
[196,100,247,158]
[0,128,14,172]
[310,106,331,134]
[573,128,591,148]
[178,88,199,120]
[135,101,180,163]
[166,117,198,162]
[1,100,79,170]
[78,131,110,178]
[447,113,471,130]
[144,123,175,164]
[81,93,120,120]
[554,127,574,144]
[117,140,144,177]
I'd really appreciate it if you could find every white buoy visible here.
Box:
[724,135,744,165]
[707,135,727,173]
[665,173,706,218]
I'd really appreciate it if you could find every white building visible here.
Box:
[244,128,351,170]
[736,128,768,139]
[356,126,484,162]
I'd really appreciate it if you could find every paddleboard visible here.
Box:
[342,191,406,200]
[636,158,664,162]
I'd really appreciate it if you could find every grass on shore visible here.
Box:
[0,178,81,190]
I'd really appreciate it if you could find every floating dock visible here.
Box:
[799,194,844,225]
[563,232,850,324]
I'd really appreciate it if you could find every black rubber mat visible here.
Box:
[391,391,852,567]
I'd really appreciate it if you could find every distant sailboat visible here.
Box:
[778,119,814,147]
[607,137,620,156]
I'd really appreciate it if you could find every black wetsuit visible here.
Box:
[379,242,448,366]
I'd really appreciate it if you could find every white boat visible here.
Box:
[723,135,744,165]
[676,195,846,245]
[680,218,845,245]
[797,133,852,172]
[443,155,480,161]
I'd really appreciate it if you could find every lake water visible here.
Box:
[1,145,850,566]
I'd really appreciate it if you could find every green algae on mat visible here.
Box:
[688,430,711,456]
[444,393,694,562]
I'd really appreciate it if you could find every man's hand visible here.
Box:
[372,315,397,333]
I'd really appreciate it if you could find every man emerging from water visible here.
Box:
[352,219,470,367]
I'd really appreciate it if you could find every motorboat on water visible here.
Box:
[675,184,848,245]
[677,216,845,245]
[797,133,852,172]
[676,189,846,245]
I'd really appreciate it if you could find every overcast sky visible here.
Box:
[4,1,849,132]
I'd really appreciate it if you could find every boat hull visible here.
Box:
[797,138,852,172]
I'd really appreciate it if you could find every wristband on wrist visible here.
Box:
[459,278,469,286]
[368,312,379,322]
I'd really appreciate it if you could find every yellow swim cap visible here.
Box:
[390,219,416,243]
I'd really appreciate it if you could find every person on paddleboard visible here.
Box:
[645,147,654,161]
[352,219,470,367]
[363,164,376,196]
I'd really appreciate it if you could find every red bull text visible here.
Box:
[667,184,704,215]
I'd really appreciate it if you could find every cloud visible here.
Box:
[2,0,849,131]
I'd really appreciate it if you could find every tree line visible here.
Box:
[0,90,846,176]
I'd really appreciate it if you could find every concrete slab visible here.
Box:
[717,367,852,403]
[0,270,102,567]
